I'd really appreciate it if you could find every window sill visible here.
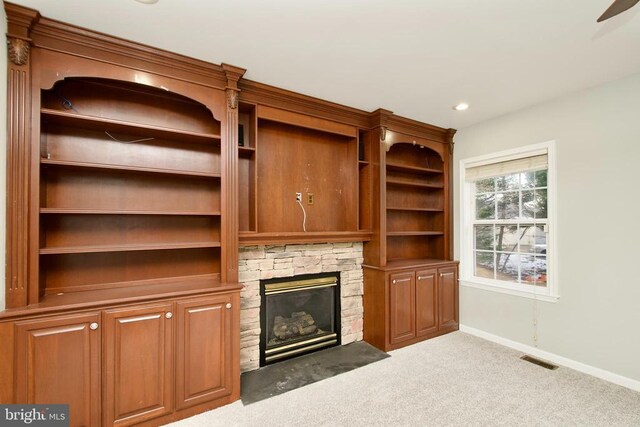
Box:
[460,279,559,303]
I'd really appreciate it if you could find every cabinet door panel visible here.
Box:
[176,295,232,409]
[15,313,101,427]
[438,266,458,329]
[104,304,173,427]
[416,269,438,337]
[389,272,415,344]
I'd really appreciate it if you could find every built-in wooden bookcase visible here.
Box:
[385,142,446,262]
[38,78,224,299]
[2,4,244,422]
[362,119,458,352]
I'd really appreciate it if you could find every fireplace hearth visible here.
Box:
[260,272,341,365]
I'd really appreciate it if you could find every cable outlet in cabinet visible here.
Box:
[295,192,302,202]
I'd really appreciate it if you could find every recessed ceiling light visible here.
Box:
[453,103,469,111]
[135,0,159,4]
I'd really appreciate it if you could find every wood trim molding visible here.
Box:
[5,2,40,39]
[238,231,372,246]
[446,128,457,155]
[257,105,358,137]
[386,115,451,143]
[5,2,39,308]
[239,81,454,145]
[29,16,229,90]
[7,37,30,65]
[369,107,452,151]
[239,79,370,129]
[221,64,247,283]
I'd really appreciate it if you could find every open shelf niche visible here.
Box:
[238,102,258,233]
[38,77,224,300]
[236,103,368,244]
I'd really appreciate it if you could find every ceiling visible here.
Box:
[8,0,640,129]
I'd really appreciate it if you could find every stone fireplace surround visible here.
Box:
[239,242,364,372]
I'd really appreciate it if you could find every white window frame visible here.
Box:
[459,141,558,302]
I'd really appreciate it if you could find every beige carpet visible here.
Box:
[169,332,640,426]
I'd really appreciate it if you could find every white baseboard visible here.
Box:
[459,324,640,392]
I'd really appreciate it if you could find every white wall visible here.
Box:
[0,7,7,311]
[454,72,640,382]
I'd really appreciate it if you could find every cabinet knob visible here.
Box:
[165,312,173,319]
[392,280,396,285]
[417,276,423,281]
[89,322,99,330]
[226,303,232,309]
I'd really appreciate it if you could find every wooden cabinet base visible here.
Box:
[0,289,240,426]
[363,260,459,352]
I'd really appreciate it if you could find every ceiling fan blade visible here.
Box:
[597,0,640,22]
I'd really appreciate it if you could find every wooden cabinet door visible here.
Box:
[389,271,416,345]
[415,269,438,337]
[104,303,173,427]
[438,266,458,330]
[15,313,101,427]
[176,295,233,409]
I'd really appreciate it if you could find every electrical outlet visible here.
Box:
[307,193,314,205]
[296,192,302,202]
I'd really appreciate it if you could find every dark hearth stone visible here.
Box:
[240,341,389,405]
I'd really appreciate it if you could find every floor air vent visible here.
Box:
[520,355,559,370]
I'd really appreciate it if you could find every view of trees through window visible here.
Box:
[473,169,548,287]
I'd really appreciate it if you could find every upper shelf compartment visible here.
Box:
[41,77,221,143]
[385,141,444,173]
[40,78,223,177]
[40,108,221,145]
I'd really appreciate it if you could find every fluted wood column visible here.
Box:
[221,64,246,283]
[4,4,39,308]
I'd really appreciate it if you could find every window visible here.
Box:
[460,141,557,301]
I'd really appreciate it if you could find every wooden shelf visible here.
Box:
[386,162,442,174]
[387,206,443,212]
[386,178,444,189]
[41,158,221,178]
[239,230,372,245]
[40,208,221,216]
[41,108,221,144]
[40,241,221,255]
[387,231,444,237]
[238,146,256,157]
[359,160,369,167]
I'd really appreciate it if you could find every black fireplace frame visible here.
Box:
[259,271,341,366]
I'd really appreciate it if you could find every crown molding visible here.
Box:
[26,10,228,90]
[238,79,371,128]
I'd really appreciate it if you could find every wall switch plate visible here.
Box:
[307,193,314,205]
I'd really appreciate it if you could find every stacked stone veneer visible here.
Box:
[238,242,364,372]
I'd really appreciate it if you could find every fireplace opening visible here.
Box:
[260,272,341,366]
